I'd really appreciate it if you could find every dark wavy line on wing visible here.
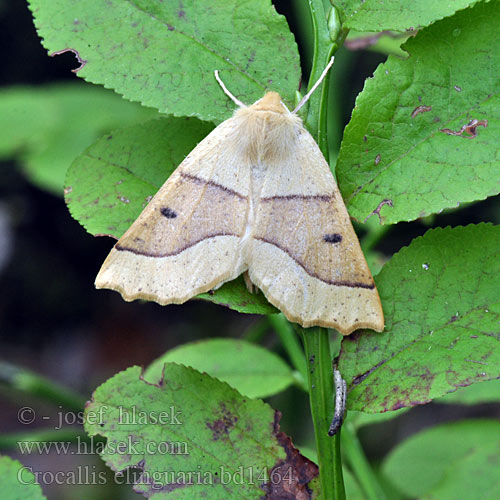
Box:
[115,233,239,258]
[255,237,375,289]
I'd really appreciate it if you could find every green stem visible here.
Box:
[300,327,345,500]
[293,2,387,497]
[361,216,392,253]
[269,314,307,388]
[242,316,270,343]
[342,422,388,500]
[298,3,349,499]
[305,0,347,159]
[0,361,86,412]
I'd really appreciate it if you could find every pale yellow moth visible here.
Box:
[95,60,384,335]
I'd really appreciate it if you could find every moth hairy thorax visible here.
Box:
[232,92,306,258]
[233,91,303,165]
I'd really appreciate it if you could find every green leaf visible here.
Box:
[1,455,47,500]
[382,419,500,499]
[340,224,500,413]
[437,378,500,405]
[337,0,483,32]
[85,365,319,499]
[347,407,409,429]
[337,1,500,224]
[198,277,278,315]
[0,83,156,194]
[345,30,410,58]
[145,338,294,399]
[28,0,300,122]
[65,118,213,238]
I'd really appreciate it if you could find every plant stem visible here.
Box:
[342,422,388,500]
[0,361,86,412]
[305,0,347,160]
[300,327,346,500]
[242,316,270,343]
[269,314,307,386]
[361,216,392,253]
[298,3,349,499]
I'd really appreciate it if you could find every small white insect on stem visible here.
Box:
[328,367,347,436]
[214,70,246,108]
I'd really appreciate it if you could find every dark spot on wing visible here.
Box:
[160,207,177,218]
[323,233,342,244]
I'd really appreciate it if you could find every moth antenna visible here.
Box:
[293,56,335,114]
[214,70,246,108]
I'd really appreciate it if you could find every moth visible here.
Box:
[96,61,384,335]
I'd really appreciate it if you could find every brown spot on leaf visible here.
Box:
[351,359,386,386]
[139,365,166,388]
[272,409,281,435]
[50,48,87,73]
[411,105,432,118]
[344,30,407,51]
[440,119,488,138]
[262,412,318,499]
[177,0,186,18]
[206,403,238,440]
[363,199,394,224]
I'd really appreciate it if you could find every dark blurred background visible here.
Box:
[1,1,499,499]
